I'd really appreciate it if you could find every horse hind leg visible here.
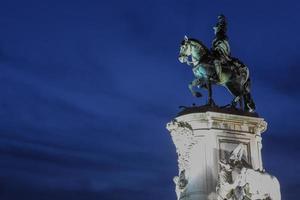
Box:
[242,78,256,112]
[243,93,256,112]
[231,95,241,109]
[225,83,243,109]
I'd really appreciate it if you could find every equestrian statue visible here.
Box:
[178,15,256,112]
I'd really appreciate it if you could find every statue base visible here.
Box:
[166,108,268,200]
[178,104,259,118]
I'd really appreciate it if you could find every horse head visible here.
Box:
[178,35,209,66]
[178,35,191,64]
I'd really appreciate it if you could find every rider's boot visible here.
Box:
[214,60,222,82]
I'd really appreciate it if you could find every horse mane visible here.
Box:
[182,38,211,55]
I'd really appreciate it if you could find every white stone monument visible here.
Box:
[166,109,281,200]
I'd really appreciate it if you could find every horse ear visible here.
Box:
[184,35,188,41]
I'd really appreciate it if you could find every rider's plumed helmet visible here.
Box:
[213,14,228,40]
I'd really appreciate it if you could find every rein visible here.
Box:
[182,41,202,67]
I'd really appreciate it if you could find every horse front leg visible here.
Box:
[189,78,203,98]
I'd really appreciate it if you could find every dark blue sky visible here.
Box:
[0,0,299,199]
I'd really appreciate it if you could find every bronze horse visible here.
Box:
[178,36,255,112]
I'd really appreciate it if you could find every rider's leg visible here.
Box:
[214,59,222,81]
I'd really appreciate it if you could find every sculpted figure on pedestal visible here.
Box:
[173,170,188,200]
[166,120,195,171]
[216,144,281,200]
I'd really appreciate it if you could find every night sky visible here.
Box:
[0,0,299,199]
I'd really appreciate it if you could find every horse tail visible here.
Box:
[245,67,249,84]
[239,66,249,87]
[243,91,256,111]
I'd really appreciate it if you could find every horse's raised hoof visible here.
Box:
[193,92,202,98]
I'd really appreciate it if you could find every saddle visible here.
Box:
[221,57,248,76]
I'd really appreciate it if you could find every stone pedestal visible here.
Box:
[166,111,267,200]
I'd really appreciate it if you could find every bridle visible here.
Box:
[179,41,201,67]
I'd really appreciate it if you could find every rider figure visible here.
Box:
[211,15,232,81]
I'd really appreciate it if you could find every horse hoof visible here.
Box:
[248,108,255,113]
[194,92,202,98]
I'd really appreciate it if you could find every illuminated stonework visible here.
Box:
[166,111,280,200]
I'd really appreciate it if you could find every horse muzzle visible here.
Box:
[178,55,187,63]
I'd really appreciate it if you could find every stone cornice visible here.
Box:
[175,111,267,135]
